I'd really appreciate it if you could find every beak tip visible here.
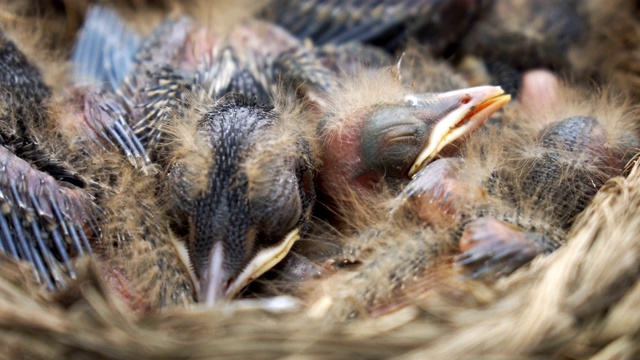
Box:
[200,242,228,306]
[409,161,423,178]
[407,86,511,176]
[199,229,302,306]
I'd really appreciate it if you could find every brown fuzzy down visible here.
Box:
[275,91,324,166]
[245,93,318,201]
[319,67,407,139]
[0,5,72,92]
[182,0,265,33]
[290,178,470,320]
[456,83,640,232]
[301,220,462,321]
[317,173,400,233]
[461,124,584,229]
[399,44,470,93]
[160,89,221,199]
[496,84,640,210]
[502,82,640,142]
[0,89,39,138]
[47,87,198,311]
[90,152,196,311]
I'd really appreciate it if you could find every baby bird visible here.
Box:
[72,6,319,305]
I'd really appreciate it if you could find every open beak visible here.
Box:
[407,86,511,177]
[200,228,301,306]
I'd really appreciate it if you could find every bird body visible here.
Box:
[71,6,324,305]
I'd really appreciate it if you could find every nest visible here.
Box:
[0,157,638,359]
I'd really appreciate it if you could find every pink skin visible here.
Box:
[0,146,95,230]
[456,216,541,279]
[398,158,487,227]
[519,69,559,111]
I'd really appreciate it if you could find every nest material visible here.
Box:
[1,158,639,359]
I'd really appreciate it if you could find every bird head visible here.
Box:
[166,94,315,305]
[319,81,510,202]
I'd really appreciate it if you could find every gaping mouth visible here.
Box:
[408,86,511,177]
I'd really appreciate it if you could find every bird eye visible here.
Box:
[359,106,428,180]
[249,168,302,248]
